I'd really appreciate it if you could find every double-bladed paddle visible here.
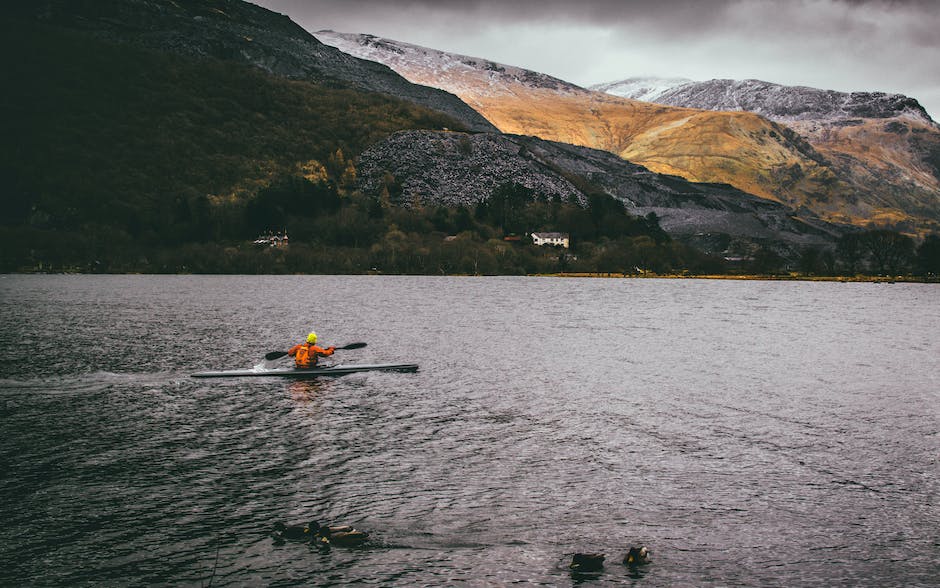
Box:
[264,342,367,361]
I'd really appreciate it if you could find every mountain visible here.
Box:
[594,78,940,233]
[594,77,934,124]
[19,0,496,133]
[316,32,940,235]
[357,130,841,255]
[312,32,848,251]
[0,0,850,272]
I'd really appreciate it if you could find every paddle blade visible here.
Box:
[265,351,289,361]
[338,342,367,350]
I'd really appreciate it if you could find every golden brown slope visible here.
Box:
[788,117,940,232]
[595,78,940,234]
[315,32,850,221]
[458,86,846,214]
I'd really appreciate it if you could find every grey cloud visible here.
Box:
[254,0,940,119]
[257,0,940,58]
[257,0,740,32]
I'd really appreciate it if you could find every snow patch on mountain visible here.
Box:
[315,30,589,103]
[590,77,691,103]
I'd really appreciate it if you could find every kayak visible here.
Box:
[191,363,418,379]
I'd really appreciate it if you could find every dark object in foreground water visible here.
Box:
[623,546,651,566]
[273,521,369,547]
[570,552,605,572]
[272,521,314,543]
[312,522,370,547]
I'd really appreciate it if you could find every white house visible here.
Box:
[253,231,289,248]
[530,232,570,248]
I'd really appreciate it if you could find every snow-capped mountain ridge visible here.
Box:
[593,77,935,125]
[315,31,588,106]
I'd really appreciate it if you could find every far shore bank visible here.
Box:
[540,272,939,283]
[4,271,938,283]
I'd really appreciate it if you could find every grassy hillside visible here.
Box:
[0,19,460,267]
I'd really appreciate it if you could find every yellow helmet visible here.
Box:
[306,332,317,344]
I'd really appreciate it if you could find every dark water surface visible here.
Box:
[1,275,937,586]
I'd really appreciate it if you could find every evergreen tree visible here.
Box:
[915,234,940,275]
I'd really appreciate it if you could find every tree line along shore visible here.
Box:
[5,174,939,279]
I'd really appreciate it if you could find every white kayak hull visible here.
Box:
[191,363,418,378]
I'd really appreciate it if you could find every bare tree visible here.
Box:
[860,230,914,275]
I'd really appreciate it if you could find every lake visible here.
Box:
[1,275,937,586]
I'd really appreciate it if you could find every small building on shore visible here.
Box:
[253,231,289,248]
[531,232,570,249]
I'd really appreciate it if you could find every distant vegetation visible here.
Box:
[1,20,937,279]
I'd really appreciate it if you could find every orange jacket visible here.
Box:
[288,342,335,368]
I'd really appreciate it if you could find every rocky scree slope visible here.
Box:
[358,130,843,253]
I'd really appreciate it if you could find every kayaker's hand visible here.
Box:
[328,346,336,352]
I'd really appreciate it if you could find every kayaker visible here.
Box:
[288,332,335,369]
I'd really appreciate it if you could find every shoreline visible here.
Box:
[538,272,939,283]
[4,271,938,283]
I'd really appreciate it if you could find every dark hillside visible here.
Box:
[0,20,460,266]
[17,0,497,132]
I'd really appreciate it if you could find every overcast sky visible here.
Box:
[254,0,940,120]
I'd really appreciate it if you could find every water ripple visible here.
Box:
[1,276,937,586]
